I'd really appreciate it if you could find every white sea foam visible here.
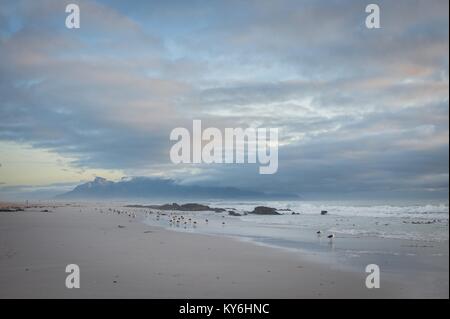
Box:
[205,200,449,242]
[224,201,449,219]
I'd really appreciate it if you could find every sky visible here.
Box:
[0,0,448,200]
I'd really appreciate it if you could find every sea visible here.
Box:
[142,199,449,297]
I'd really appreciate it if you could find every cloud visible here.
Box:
[0,0,448,199]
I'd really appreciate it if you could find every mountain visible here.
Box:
[55,177,298,200]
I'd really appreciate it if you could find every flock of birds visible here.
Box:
[96,207,336,241]
[153,210,336,241]
[97,208,137,219]
[155,211,227,229]
[98,207,227,228]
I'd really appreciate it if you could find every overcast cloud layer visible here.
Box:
[0,0,448,199]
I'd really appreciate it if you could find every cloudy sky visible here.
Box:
[0,0,448,200]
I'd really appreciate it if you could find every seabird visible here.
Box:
[327,234,335,240]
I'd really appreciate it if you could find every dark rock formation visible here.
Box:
[249,206,281,215]
[126,203,227,212]
[0,207,24,212]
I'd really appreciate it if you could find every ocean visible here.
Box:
[142,199,449,297]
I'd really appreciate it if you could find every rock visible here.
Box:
[178,203,226,212]
[228,211,242,216]
[249,206,281,215]
[0,207,24,212]
[159,203,182,210]
[410,220,437,225]
[126,203,227,212]
[179,203,211,211]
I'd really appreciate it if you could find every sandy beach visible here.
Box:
[0,202,431,299]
